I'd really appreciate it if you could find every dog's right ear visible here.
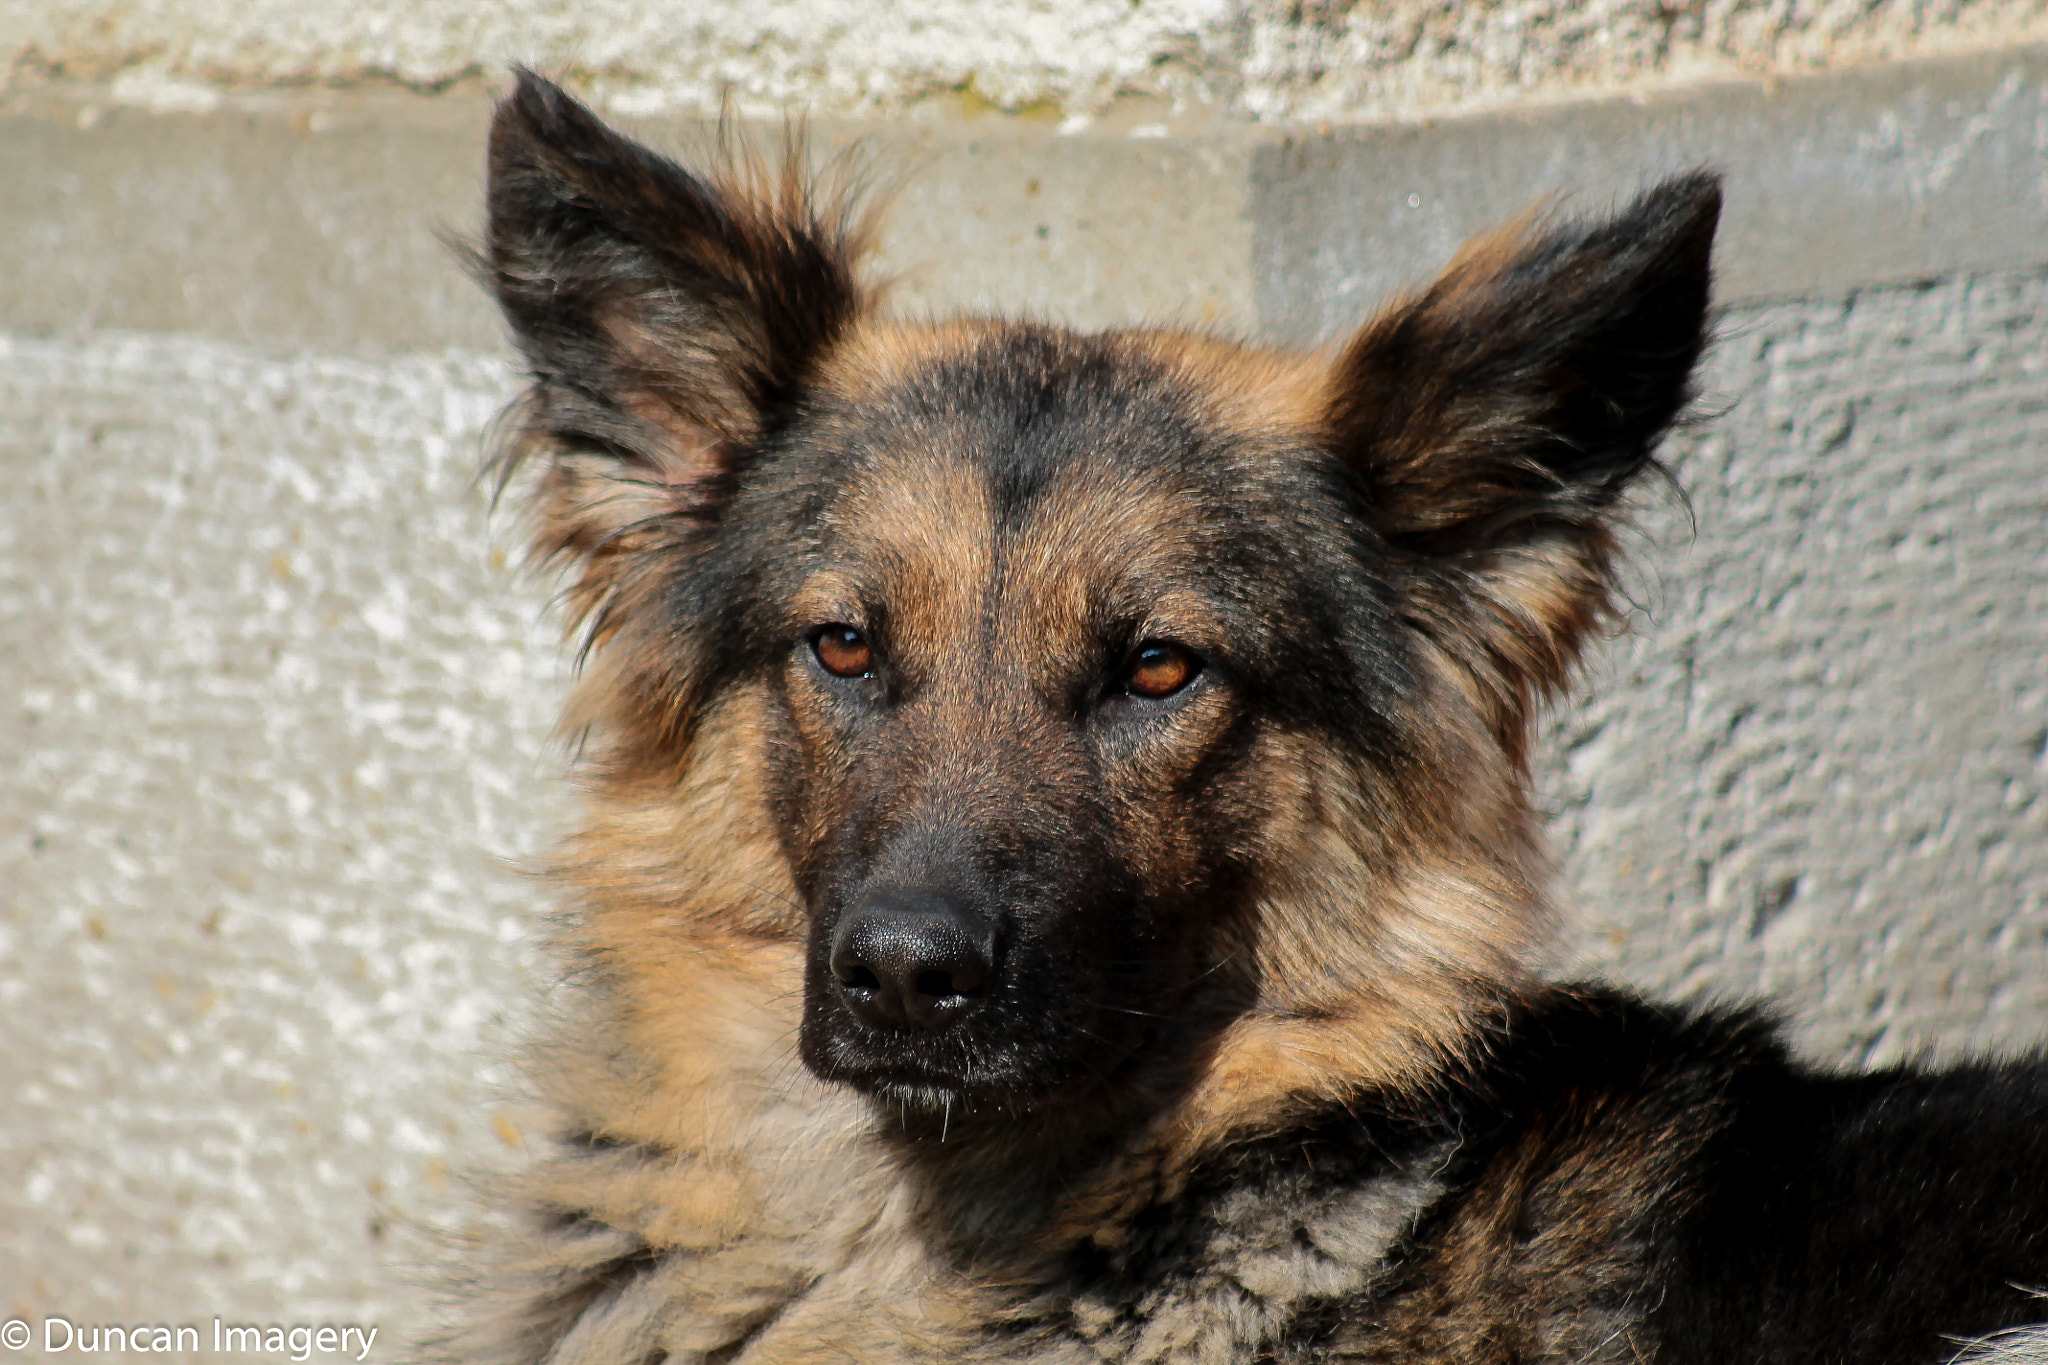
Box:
[482,68,871,567]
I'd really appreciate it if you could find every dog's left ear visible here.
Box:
[1325,172,1719,736]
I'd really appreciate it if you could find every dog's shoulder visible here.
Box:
[1035,987,2048,1365]
[1012,988,1755,1362]
[1243,987,1778,1362]
[1645,1022,2048,1365]
[1293,987,2048,1364]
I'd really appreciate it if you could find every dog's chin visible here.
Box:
[798,1020,1120,1121]
[860,1076,1022,1121]
[800,1039,1059,1117]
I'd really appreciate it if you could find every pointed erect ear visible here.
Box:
[1326,173,1720,738]
[481,68,872,566]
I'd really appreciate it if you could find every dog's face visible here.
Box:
[480,72,1718,1128]
[745,329,1414,1109]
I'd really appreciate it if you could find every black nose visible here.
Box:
[830,892,993,1032]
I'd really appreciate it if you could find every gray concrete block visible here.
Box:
[0,93,500,353]
[10,45,2046,364]
[1253,44,2048,345]
[0,86,1260,354]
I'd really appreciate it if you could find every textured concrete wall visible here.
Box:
[2,339,550,1343]
[1545,269,2048,1067]
[4,24,2047,1361]
[7,0,2047,122]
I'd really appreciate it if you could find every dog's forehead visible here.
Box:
[795,434,1225,663]
[784,322,1319,655]
[808,318,1319,536]
[823,438,1207,568]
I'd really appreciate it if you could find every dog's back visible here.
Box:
[422,70,2048,1365]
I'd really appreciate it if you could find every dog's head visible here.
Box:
[480,72,1717,1146]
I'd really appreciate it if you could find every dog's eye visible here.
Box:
[813,626,874,679]
[1123,642,1200,699]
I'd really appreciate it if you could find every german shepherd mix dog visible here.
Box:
[428,70,2048,1365]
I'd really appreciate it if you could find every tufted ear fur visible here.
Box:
[481,69,874,608]
[1326,172,1720,761]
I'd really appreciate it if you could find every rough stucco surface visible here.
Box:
[4,265,2046,1345]
[0,335,550,1342]
[7,0,2047,122]
[1544,267,2048,1066]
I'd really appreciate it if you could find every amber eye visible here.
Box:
[1124,641,1199,699]
[812,626,874,679]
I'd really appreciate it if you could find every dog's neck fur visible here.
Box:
[491,945,1463,1365]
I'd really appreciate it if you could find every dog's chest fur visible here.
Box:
[460,1110,1458,1365]
[434,985,2048,1365]
[1026,1133,1452,1364]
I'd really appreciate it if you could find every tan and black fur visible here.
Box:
[423,70,2048,1365]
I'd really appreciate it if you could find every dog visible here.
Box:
[422,69,2048,1365]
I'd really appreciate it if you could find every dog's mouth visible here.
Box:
[798,976,1122,1116]
[800,1030,1059,1117]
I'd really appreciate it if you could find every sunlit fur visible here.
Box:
[420,71,2048,1365]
